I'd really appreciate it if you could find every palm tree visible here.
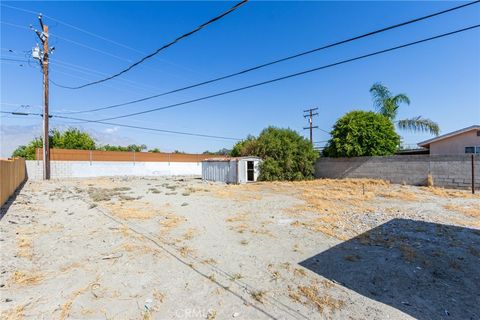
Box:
[370,82,440,136]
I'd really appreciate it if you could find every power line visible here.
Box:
[49,32,133,62]
[317,128,331,134]
[57,0,248,90]
[1,3,144,54]
[1,6,199,76]
[0,58,29,63]
[49,58,160,92]
[82,24,479,122]
[58,1,480,115]
[0,111,241,141]
[0,20,134,63]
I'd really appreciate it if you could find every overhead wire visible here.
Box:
[56,0,480,115]
[5,24,476,141]
[0,20,133,63]
[49,58,161,92]
[1,5,198,76]
[54,0,249,89]
[0,110,242,141]
[1,3,145,54]
[83,24,480,122]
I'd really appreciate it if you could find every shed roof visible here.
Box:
[417,125,480,148]
[202,156,262,162]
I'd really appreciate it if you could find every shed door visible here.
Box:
[247,161,255,182]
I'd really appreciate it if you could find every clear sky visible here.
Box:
[1,1,479,157]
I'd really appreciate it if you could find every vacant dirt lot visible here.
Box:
[1,177,479,319]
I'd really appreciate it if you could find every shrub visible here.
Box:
[231,127,318,181]
[323,110,400,157]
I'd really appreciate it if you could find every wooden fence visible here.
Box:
[35,148,221,162]
[1,157,26,206]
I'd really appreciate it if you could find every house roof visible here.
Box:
[417,125,480,148]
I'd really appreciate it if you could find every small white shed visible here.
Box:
[202,157,262,184]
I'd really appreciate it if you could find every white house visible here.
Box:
[201,157,262,184]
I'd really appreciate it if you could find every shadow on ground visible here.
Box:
[299,219,480,319]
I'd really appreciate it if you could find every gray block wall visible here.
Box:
[315,155,480,190]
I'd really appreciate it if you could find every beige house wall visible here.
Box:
[429,130,480,155]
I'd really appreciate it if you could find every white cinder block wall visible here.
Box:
[26,161,202,180]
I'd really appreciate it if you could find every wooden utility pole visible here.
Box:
[32,14,51,179]
[303,108,319,145]
[42,23,50,180]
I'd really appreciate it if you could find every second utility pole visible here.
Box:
[303,108,318,145]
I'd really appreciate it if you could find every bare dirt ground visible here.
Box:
[1,176,479,320]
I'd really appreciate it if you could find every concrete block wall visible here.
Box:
[315,155,480,190]
[26,161,202,180]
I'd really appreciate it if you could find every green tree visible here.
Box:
[203,148,230,155]
[11,128,96,160]
[148,148,161,153]
[50,128,96,150]
[98,144,147,152]
[230,135,258,157]
[12,141,41,160]
[370,82,440,135]
[323,111,400,157]
[231,127,318,181]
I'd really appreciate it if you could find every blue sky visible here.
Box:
[1,1,479,157]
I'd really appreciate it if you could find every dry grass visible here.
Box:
[182,228,197,240]
[17,236,33,260]
[290,282,345,313]
[443,204,480,218]
[427,174,434,187]
[121,242,158,256]
[293,268,307,277]
[60,262,84,273]
[265,178,460,240]
[469,246,480,257]
[202,258,217,265]
[160,213,184,233]
[344,254,361,262]
[179,246,193,257]
[250,290,266,303]
[270,270,281,281]
[423,186,479,199]
[206,309,217,320]
[211,184,263,201]
[10,270,43,286]
[153,289,165,304]
[230,273,243,281]
[282,179,389,239]
[3,304,26,320]
[225,212,248,223]
[105,201,161,220]
[377,188,418,201]
[400,244,417,262]
[59,283,95,320]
